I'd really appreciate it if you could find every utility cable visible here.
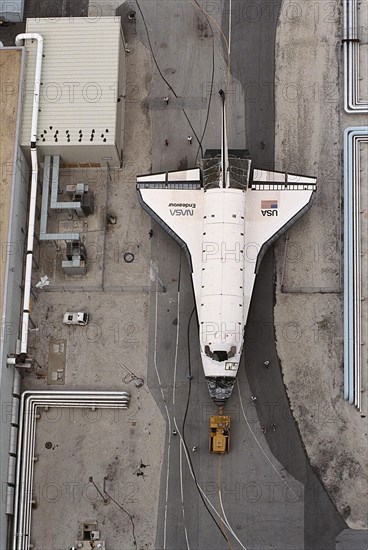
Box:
[179,305,232,544]
[135,0,217,160]
[103,488,137,547]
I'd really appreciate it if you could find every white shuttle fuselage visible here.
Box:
[137,95,316,402]
[199,187,246,379]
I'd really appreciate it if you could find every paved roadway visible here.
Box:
[131,0,347,548]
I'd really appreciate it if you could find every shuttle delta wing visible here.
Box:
[245,168,317,272]
[137,168,204,276]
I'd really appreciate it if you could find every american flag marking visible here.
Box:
[261,200,278,209]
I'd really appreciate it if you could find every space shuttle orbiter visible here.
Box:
[137,91,316,403]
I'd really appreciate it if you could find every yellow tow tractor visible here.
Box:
[209,406,230,454]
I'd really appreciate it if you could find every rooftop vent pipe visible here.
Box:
[15,33,44,354]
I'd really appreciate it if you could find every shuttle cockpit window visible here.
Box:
[205,346,237,362]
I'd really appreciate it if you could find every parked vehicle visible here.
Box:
[63,312,89,325]
[209,408,230,454]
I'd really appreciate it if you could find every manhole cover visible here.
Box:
[45,441,52,449]
[123,252,134,263]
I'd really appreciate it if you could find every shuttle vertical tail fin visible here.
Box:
[219,89,229,188]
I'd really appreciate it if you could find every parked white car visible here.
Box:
[63,312,89,325]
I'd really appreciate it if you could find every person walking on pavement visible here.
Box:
[165,138,169,146]
[251,396,257,403]
[264,360,270,368]
[187,136,192,144]
[163,96,169,105]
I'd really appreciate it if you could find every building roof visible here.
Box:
[20,17,124,164]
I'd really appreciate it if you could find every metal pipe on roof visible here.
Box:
[344,127,368,410]
[23,399,131,548]
[15,34,43,143]
[39,155,50,236]
[343,0,368,112]
[15,33,44,354]
[39,155,80,241]
[49,155,82,213]
[13,391,130,549]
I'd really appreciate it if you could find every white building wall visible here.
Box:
[20,17,126,167]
